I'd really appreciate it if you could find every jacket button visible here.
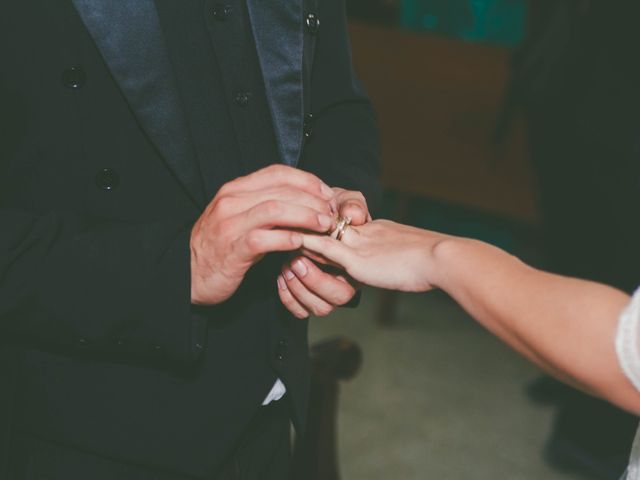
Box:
[95,168,120,191]
[212,3,232,21]
[305,13,320,35]
[304,113,314,139]
[62,67,86,89]
[234,91,252,107]
[275,339,288,362]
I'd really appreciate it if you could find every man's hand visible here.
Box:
[190,165,336,305]
[278,187,370,318]
[277,256,358,319]
[331,187,371,225]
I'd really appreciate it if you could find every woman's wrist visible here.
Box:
[427,235,489,293]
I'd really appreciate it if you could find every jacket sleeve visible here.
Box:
[0,209,206,366]
[299,0,381,216]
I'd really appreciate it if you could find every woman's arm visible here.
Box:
[432,237,638,414]
[301,220,640,414]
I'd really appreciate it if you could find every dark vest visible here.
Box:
[154,0,282,195]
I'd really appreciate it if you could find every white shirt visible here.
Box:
[262,378,286,405]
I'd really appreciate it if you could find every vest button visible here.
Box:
[275,339,288,362]
[62,67,86,89]
[304,113,314,139]
[95,168,120,191]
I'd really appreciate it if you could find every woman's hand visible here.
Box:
[300,219,450,292]
[308,219,640,417]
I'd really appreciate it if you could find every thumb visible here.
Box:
[340,201,369,226]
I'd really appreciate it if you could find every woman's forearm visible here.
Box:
[431,237,640,414]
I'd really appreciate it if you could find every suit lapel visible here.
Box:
[246,0,305,167]
[72,0,206,207]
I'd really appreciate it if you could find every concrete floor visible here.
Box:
[309,287,587,480]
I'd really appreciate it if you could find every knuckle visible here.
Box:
[287,232,301,248]
[267,164,287,178]
[318,200,332,215]
[336,290,354,306]
[302,206,319,223]
[216,182,234,197]
[299,175,316,191]
[312,305,333,317]
[216,184,228,196]
[280,293,294,309]
[346,200,364,211]
[215,196,234,215]
[267,164,284,172]
[262,200,283,217]
[281,297,308,319]
[245,230,263,253]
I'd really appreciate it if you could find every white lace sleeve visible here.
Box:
[616,288,640,392]
[617,290,640,480]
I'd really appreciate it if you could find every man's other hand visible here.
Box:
[277,256,358,319]
[190,165,335,305]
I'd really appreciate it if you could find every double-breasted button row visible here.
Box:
[113,338,163,352]
[212,3,232,21]
[74,337,162,354]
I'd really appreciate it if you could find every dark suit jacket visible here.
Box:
[0,0,379,477]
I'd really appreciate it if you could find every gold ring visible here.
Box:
[335,216,351,241]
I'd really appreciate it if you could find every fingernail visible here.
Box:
[277,275,287,290]
[284,269,295,281]
[321,183,334,199]
[318,214,332,230]
[292,259,308,278]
